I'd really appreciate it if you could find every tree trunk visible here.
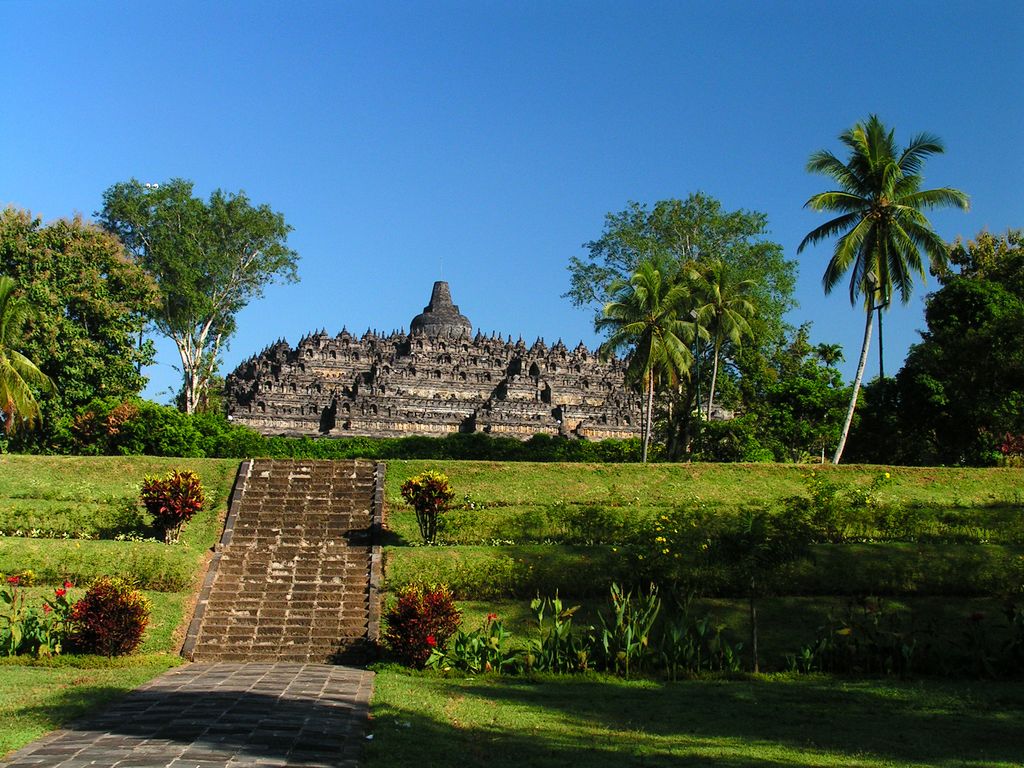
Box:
[832,307,874,464]
[706,337,721,420]
[641,371,654,463]
[749,579,759,674]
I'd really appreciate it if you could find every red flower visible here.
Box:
[486,613,498,621]
[426,634,437,647]
[43,603,52,614]
[55,587,67,598]
[64,580,74,590]
[6,576,19,585]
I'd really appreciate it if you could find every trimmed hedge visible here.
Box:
[384,543,1024,599]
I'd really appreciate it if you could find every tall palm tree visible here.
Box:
[692,258,757,420]
[0,276,54,434]
[597,259,695,462]
[798,115,968,464]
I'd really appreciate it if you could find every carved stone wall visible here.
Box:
[225,281,642,440]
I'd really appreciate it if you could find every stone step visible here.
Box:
[187,459,380,664]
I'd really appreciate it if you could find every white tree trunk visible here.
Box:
[642,371,654,463]
[832,307,874,464]
[707,338,721,421]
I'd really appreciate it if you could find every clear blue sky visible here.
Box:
[2,1,1021,402]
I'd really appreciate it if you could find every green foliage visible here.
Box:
[383,584,462,668]
[893,230,1024,466]
[0,209,155,447]
[68,577,150,657]
[592,583,661,677]
[427,612,518,674]
[1,575,31,656]
[526,594,590,673]
[744,325,850,462]
[660,608,743,679]
[99,179,298,414]
[0,276,55,435]
[400,471,455,545]
[139,470,205,544]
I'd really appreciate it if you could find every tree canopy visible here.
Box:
[99,179,298,413]
[571,194,796,460]
[0,208,155,444]
[895,230,1024,465]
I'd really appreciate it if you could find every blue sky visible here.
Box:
[2,1,1021,402]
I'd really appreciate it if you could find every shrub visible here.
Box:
[400,471,455,545]
[140,470,206,543]
[68,577,150,656]
[383,584,461,668]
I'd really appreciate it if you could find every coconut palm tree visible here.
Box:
[0,276,54,434]
[597,259,695,462]
[798,115,968,464]
[692,258,757,420]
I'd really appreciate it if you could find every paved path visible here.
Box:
[2,663,373,768]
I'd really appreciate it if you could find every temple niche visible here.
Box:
[224,281,642,440]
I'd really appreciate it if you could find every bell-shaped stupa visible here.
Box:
[409,281,473,339]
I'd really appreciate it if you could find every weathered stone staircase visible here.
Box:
[183,459,383,664]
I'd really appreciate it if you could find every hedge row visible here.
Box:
[384,543,1024,599]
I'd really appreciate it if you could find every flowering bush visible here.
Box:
[1000,433,1024,467]
[140,470,205,543]
[1,576,76,657]
[69,577,150,656]
[400,471,455,544]
[383,584,461,668]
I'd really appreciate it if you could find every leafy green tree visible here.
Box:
[597,259,695,463]
[895,230,1024,465]
[0,276,54,434]
[570,195,796,460]
[798,115,968,464]
[754,327,850,462]
[692,258,757,419]
[0,209,155,445]
[99,179,298,413]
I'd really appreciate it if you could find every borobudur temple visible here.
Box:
[224,281,642,440]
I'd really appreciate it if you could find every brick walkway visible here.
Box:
[2,663,374,768]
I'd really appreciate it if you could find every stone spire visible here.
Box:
[409,281,473,339]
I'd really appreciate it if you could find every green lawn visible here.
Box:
[367,670,1024,767]
[0,657,182,757]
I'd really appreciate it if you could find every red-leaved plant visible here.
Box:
[68,577,150,657]
[383,584,461,668]
[140,470,205,543]
[400,471,454,544]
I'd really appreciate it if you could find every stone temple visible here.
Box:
[224,281,642,440]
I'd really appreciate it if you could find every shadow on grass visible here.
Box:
[368,673,1024,767]
[6,666,370,766]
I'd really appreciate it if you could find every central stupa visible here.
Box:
[409,281,473,339]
